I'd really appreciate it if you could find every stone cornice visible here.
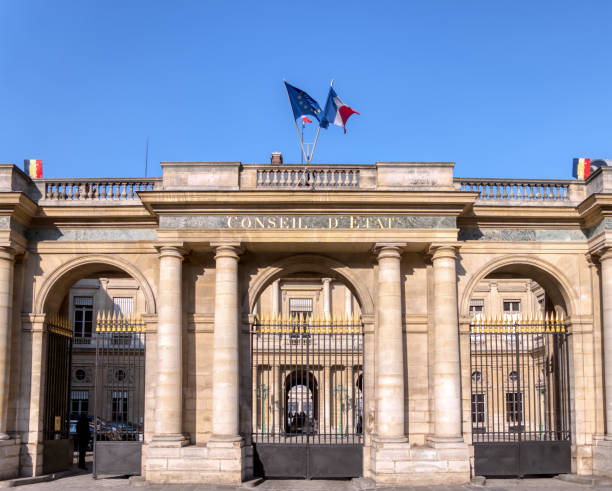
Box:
[139,190,477,216]
[0,193,38,227]
[577,194,612,229]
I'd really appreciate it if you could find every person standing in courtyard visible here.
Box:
[76,413,90,470]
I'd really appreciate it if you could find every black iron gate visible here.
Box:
[470,313,571,477]
[251,313,364,479]
[93,312,146,477]
[43,316,73,474]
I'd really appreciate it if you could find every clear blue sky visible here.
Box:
[1,1,611,179]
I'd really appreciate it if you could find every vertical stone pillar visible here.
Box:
[429,244,462,441]
[153,245,185,441]
[322,278,332,316]
[345,287,353,317]
[600,249,612,440]
[374,244,406,441]
[272,279,280,315]
[0,248,15,441]
[210,243,242,441]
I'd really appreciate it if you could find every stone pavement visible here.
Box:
[5,470,612,491]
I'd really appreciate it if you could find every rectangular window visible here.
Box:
[113,297,134,315]
[289,298,313,317]
[112,391,128,422]
[70,390,89,416]
[469,299,484,317]
[506,392,523,424]
[471,393,486,425]
[503,300,521,313]
[73,296,93,339]
[112,297,134,344]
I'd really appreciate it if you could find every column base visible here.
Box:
[593,439,612,478]
[0,438,20,480]
[371,437,469,486]
[150,434,189,446]
[145,438,251,485]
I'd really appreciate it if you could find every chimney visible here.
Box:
[270,152,283,165]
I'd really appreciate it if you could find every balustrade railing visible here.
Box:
[40,178,160,202]
[256,166,360,188]
[457,178,572,202]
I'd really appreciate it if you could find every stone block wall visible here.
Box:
[370,440,469,485]
[0,438,20,480]
[145,441,251,484]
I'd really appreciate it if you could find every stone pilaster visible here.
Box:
[153,245,185,442]
[601,249,612,441]
[0,247,15,442]
[322,278,332,316]
[429,244,462,442]
[594,248,612,477]
[272,279,280,315]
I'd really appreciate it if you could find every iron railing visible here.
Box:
[470,313,570,443]
[93,312,146,478]
[43,316,73,440]
[251,313,364,445]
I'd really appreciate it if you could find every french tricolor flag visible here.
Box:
[321,87,359,133]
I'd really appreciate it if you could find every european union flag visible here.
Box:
[284,82,322,122]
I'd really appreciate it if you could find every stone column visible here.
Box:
[600,249,612,440]
[153,245,185,441]
[210,243,242,440]
[0,248,15,441]
[430,244,462,441]
[272,279,280,315]
[322,278,332,316]
[374,244,406,441]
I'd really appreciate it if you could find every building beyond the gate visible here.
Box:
[1,158,612,484]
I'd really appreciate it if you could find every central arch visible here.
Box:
[244,254,374,316]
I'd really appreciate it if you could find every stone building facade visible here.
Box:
[0,159,611,484]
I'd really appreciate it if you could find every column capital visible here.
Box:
[429,243,459,261]
[156,244,187,259]
[211,242,243,260]
[373,242,406,259]
[597,247,612,263]
[322,277,332,285]
[0,247,16,262]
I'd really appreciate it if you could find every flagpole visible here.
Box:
[283,80,308,163]
[307,79,333,163]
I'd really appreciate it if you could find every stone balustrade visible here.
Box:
[456,178,577,202]
[39,178,161,202]
[253,166,363,189]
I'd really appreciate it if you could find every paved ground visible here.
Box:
[7,469,612,491]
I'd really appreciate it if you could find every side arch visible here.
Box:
[34,254,157,315]
[459,254,578,319]
[245,254,374,316]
